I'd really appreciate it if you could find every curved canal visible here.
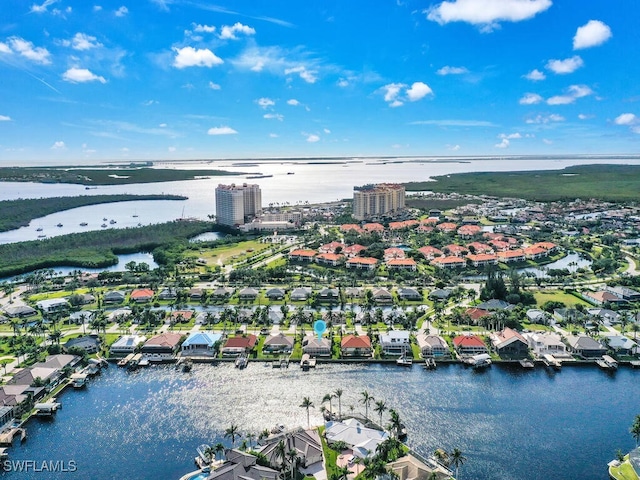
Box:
[4,363,637,480]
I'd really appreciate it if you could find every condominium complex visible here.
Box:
[352,183,405,220]
[215,183,262,226]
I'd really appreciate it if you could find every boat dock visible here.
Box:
[117,353,135,367]
[235,354,248,369]
[300,354,316,371]
[0,428,26,446]
[396,354,413,367]
[70,373,88,388]
[424,358,437,370]
[596,355,618,370]
[127,354,143,369]
[34,402,61,418]
[519,359,535,369]
[542,354,562,370]
[466,353,492,369]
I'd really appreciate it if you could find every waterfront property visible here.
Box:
[379,330,411,356]
[341,335,372,358]
[416,334,450,359]
[259,428,323,469]
[221,335,257,357]
[565,335,607,359]
[141,333,184,361]
[489,328,529,358]
[205,448,279,480]
[387,452,453,480]
[263,333,294,354]
[64,335,101,354]
[453,335,488,357]
[181,332,222,357]
[523,332,567,357]
[325,418,388,458]
[302,336,331,356]
[110,334,147,356]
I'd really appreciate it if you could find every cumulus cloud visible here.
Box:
[519,93,543,105]
[193,24,216,33]
[62,67,107,83]
[257,97,275,109]
[449,144,461,151]
[30,0,58,13]
[546,84,593,105]
[207,126,237,135]
[337,78,349,88]
[0,115,11,121]
[263,113,283,121]
[426,0,552,32]
[573,20,612,50]
[0,43,10,54]
[526,114,565,124]
[7,37,51,64]
[62,33,103,51]
[578,113,594,120]
[208,82,221,90]
[614,113,637,126]
[305,134,320,143]
[437,65,468,75]
[287,99,301,106]
[546,55,583,74]
[173,46,223,68]
[323,128,331,134]
[495,138,509,148]
[219,22,256,40]
[269,133,278,138]
[284,65,317,83]
[115,6,128,16]
[406,82,434,101]
[524,69,546,81]
[51,140,66,149]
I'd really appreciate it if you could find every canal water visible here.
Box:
[5,363,637,480]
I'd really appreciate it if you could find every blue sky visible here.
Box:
[1,0,639,163]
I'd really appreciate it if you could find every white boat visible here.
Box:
[396,354,413,367]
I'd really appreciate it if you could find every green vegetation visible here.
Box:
[0,194,187,232]
[405,197,481,211]
[404,164,640,202]
[610,456,639,480]
[0,220,219,276]
[0,166,241,186]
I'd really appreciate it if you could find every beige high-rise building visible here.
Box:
[352,183,405,221]
[215,183,262,226]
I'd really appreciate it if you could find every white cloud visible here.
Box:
[495,138,509,148]
[159,123,167,127]
[173,46,223,68]
[115,6,128,17]
[337,78,349,88]
[51,140,66,149]
[193,24,216,33]
[449,144,461,151]
[614,113,637,126]
[93,6,103,12]
[426,0,552,32]
[269,133,278,138]
[62,67,107,83]
[257,97,275,109]
[525,114,565,124]
[284,65,317,83]
[546,84,593,105]
[63,33,102,51]
[546,55,583,74]
[382,83,405,104]
[500,132,522,139]
[0,42,10,54]
[323,128,331,134]
[437,65,468,75]
[573,20,612,50]
[0,115,11,121]
[542,138,553,145]
[410,119,497,127]
[7,37,51,64]
[524,69,546,81]
[208,82,221,90]
[306,134,320,143]
[263,113,284,121]
[406,82,434,101]
[207,126,237,135]
[287,99,301,106]
[142,100,158,106]
[30,0,58,13]
[519,93,543,105]
[577,113,593,120]
[219,22,256,40]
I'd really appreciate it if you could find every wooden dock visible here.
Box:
[519,359,535,369]
[423,358,437,370]
[0,428,26,446]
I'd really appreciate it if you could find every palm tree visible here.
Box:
[449,448,466,479]
[631,414,640,447]
[373,400,387,427]
[203,445,216,464]
[387,409,402,438]
[322,393,334,418]
[300,397,314,428]
[360,390,374,421]
[334,465,350,480]
[258,428,271,444]
[286,449,299,480]
[225,423,240,446]
[334,389,343,420]
[274,439,287,470]
[214,442,225,461]
[246,432,256,449]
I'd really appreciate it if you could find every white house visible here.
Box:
[109,335,146,356]
[324,418,388,458]
[378,330,410,355]
[523,332,566,357]
[36,298,70,314]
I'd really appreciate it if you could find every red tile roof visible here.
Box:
[386,258,417,267]
[130,288,154,299]
[347,257,378,265]
[453,335,486,348]
[224,335,257,349]
[341,335,371,348]
[363,223,385,232]
[144,332,183,348]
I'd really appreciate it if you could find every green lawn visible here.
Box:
[534,290,590,307]
[610,458,639,480]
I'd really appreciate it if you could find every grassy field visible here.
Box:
[534,290,591,307]
[404,164,640,201]
[187,240,270,267]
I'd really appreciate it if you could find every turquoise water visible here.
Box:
[4,363,638,480]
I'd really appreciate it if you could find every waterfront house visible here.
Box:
[64,335,100,354]
[158,287,178,300]
[10,366,59,386]
[341,335,372,358]
[565,335,607,358]
[397,287,422,301]
[605,335,639,355]
[141,333,183,361]
[267,310,284,325]
[221,335,257,357]
[523,332,567,357]
[189,288,204,300]
[583,290,626,306]
[345,287,364,299]
[372,288,393,304]
[169,310,193,324]
[606,285,640,302]
[497,249,526,263]
[103,290,126,304]
[36,298,69,314]
[290,287,312,301]
[325,418,388,458]
[265,288,285,300]
[453,335,488,357]
[490,328,530,357]
[260,428,323,468]
[238,287,259,301]
[208,449,279,480]
[109,334,146,356]
[108,307,132,322]
[130,288,154,303]
[302,336,331,356]
[318,288,339,302]
[379,330,410,355]
[212,287,235,299]
[263,333,294,354]
[466,253,499,267]
[387,453,454,480]
[181,332,222,356]
[416,334,450,358]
